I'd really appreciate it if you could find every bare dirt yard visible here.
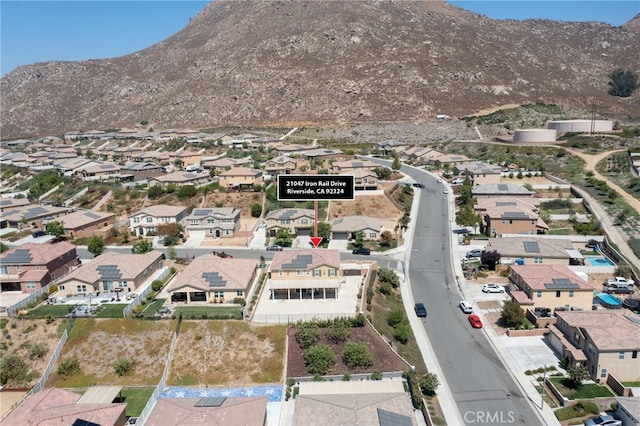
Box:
[286,322,410,378]
[167,320,286,386]
[48,318,175,387]
[328,186,404,228]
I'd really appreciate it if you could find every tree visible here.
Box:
[481,250,501,271]
[275,228,294,247]
[303,344,336,375]
[57,357,80,377]
[379,231,393,248]
[317,222,331,245]
[148,185,164,199]
[251,203,262,218]
[157,223,181,239]
[378,267,400,289]
[418,372,440,396]
[393,321,411,344]
[0,354,27,385]
[608,68,639,97]
[566,364,588,388]
[501,300,525,328]
[132,239,153,254]
[354,231,365,248]
[342,342,373,368]
[391,154,401,171]
[0,242,9,253]
[374,166,391,179]
[176,185,197,200]
[45,220,64,238]
[114,357,137,376]
[87,236,105,257]
[456,204,480,227]
[167,246,177,260]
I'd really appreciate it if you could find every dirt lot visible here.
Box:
[167,320,286,386]
[286,322,410,377]
[48,318,175,387]
[328,183,403,228]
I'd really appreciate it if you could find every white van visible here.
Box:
[185,164,200,172]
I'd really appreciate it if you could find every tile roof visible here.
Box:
[146,396,267,426]
[331,216,382,233]
[473,183,534,196]
[555,310,640,351]
[165,255,258,293]
[265,208,314,221]
[0,242,76,265]
[218,166,261,177]
[60,210,115,230]
[132,205,187,219]
[487,237,573,258]
[270,249,340,271]
[510,265,592,291]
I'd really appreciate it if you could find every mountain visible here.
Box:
[2,0,639,138]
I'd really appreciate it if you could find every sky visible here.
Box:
[1,0,639,77]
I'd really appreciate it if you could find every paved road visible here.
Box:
[399,163,540,425]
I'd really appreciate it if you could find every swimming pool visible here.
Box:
[595,293,622,308]
[585,256,615,267]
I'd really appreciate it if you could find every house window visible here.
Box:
[619,351,625,359]
[103,281,114,291]
[600,369,607,378]
[36,265,40,270]
[26,282,36,289]
[509,219,513,224]
[587,342,595,354]
[314,269,321,277]
[119,281,127,288]
[328,269,336,277]
[534,257,543,264]
[297,270,303,276]
[76,284,87,293]
[501,219,505,225]
[133,217,140,223]
[278,271,283,276]
[0,266,6,274]
[16,265,22,271]
[213,291,224,298]
[207,219,214,224]
[556,291,561,298]
[301,219,308,225]
[370,233,376,239]
[281,219,290,225]
[236,291,243,297]
[59,285,65,291]
[146,217,153,223]
[633,351,638,359]
[569,291,574,298]
[537,291,542,298]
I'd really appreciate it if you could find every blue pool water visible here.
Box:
[160,385,283,403]
[595,293,622,307]
[585,256,615,267]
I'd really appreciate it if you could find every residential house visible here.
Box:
[481,202,549,237]
[133,151,171,165]
[293,380,417,426]
[149,171,210,189]
[202,157,252,174]
[299,148,343,160]
[614,397,640,426]
[0,197,30,212]
[548,310,640,382]
[54,157,97,176]
[0,242,79,292]
[110,145,144,162]
[55,250,164,297]
[165,255,258,303]
[146,397,267,426]
[265,208,315,237]
[508,264,594,312]
[185,207,241,238]
[0,387,126,426]
[248,136,281,150]
[218,167,263,190]
[81,162,122,182]
[60,209,116,239]
[120,161,166,181]
[402,146,442,164]
[472,183,535,198]
[129,205,188,237]
[475,197,540,214]
[429,153,473,170]
[268,249,342,300]
[485,237,583,266]
[457,161,503,185]
[264,156,298,176]
[170,150,202,168]
[331,159,378,174]
[375,140,406,156]
[1,204,69,229]
[331,216,384,241]
[270,144,310,156]
[353,169,378,190]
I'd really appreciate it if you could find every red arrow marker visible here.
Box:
[310,237,323,248]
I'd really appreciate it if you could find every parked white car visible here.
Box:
[459,301,473,314]
[604,276,634,287]
[482,284,505,294]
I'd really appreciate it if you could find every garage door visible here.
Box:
[333,232,349,240]
[296,228,311,236]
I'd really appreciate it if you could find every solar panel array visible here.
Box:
[183,173,197,178]
[544,278,580,290]
[502,211,528,218]
[523,241,540,253]
[0,199,11,206]
[495,201,517,206]
[193,209,212,216]
[202,272,226,287]
[84,211,101,219]
[26,206,48,217]
[97,265,122,280]
[4,249,33,264]
[100,164,113,169]
[497,184,508,191]
[280,210,296,219]
[282,254,313,270]
[195,397,227,407]
[377,408,413,426]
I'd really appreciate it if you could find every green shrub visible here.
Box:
[295,323,320,349]
[29,342,47,360]
[304,344,336,375]
[326,324,350,344]
[371,370,383,380]
[387,308,405,327]
[114,358,137,376]
[151,280,163,292]
[393,321,411,344]
[58,357,80,377]
[342,342,373,369]
[418,372,440,396]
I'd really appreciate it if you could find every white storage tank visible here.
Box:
[513,129,557,143]
[547,119,613,135]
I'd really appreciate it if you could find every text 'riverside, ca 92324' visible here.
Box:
[277,175,355,200]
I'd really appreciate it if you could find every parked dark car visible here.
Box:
[32,230,46,238]
[412,182,426,188]
[622,298,640,313]
[352,247,371,255]
[414,303,427,317]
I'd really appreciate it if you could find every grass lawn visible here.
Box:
[623,381,640,387]
[27,304,75,318]
[94,304,128,318]
[173,306,242,319]
[549,377,615,399]
[142,299,167,318]
[554,401,599,421]
[548,228,573,235]
[114,388,154,417]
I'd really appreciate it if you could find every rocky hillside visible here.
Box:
[2,1,639,138]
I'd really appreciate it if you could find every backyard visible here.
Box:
[548,377,615,399]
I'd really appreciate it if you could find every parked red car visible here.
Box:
[468,314,483,328]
